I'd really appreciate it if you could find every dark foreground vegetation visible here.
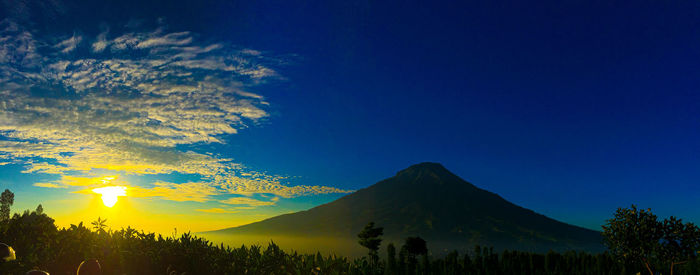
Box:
[1,189,699,274]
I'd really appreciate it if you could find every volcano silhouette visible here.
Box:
[208,162,603,253]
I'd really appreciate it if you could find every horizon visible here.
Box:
[1,0,699,237]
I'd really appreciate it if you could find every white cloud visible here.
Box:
[220,196,279,206]
[55,33,82,53]
[195,208,239,214]
[0,20,42,69]
[240,49,261,56]
[1,21,352,204]
[91,30,109,53]
[127,182,219,202]
[135,31,192,49]
[33,182,67,188]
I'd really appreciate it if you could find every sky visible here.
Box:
[0,0,698,234]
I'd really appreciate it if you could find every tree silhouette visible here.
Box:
[403,236,427,256]
[402,236,427,274]
[2,191,700,274]
[659,216,700,275]
[1,207,698,275]
[385,243,397,275]
[602,205,662,275]
[358,221,383,268]
[1,208,57,267]
[91,217,108,233]
[0,189,14,222]
[35,204,43,216]
[603,205,700,275]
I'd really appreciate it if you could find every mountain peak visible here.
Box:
[208,162,604,254]
[405,162,447,170]
[392,162,463,186]
[396,162,448,176]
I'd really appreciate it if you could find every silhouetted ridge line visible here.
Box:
[205,162,604,253]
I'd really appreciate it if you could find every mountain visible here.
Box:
[205,162,604,253]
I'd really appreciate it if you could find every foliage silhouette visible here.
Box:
[1,208,699,274]
[400,236,427,275]
[385,243,396,275]
[34,205,43,216]
[659,216,700,275]
[0,192,699,274]
[1,189,14,222]
[603,205,700,275]
[358,221,383,271]
[91,217,108,233]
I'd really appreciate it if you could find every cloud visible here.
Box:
[41,172,352,204]
[37,174,121,189]
[220,196,279,206]
[220,176,353,198]
[2,21,352,206]
[240,49,261,56]
[47,175,215,203]
[91,30,108,52]
[54,33,82,53]
[33,182,67,188]
[135,31,192,49]
[195,208,239,214]
[0,20,41,69]
[60,175,119,186]
[128,182,218,202]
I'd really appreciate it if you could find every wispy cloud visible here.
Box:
[61,175,119,187]
[195,208,239,214]
[128,182,218,202]
[54,33,82,53]
[220,196,279,206]
[91,29,108,53]
[33,182,67,188]
[0,20,351,208]
[41,175,122,189]
[134,30,192,49]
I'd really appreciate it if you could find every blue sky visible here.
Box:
[0,0,698,232]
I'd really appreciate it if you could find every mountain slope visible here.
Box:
[206,162,603,252]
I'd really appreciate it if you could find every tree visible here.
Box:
[1,209,57,268]
[402,236,428,274]
[403,236,427,257]
[602,205,662,275]
[602,205,700,275]
[0,189,14,222]
[398,244,407,274]
[659,216,700,275]
[385,243,397,275]
[91,217,108,233]
[35,204,43,215]
[357,222,383,268]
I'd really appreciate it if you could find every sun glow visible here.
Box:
[93,186,127,207]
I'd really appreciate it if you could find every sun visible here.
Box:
[92,186,127,207]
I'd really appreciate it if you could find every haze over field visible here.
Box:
[1,0,699,258]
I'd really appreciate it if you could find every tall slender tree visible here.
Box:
[0,189,14,222]
[357,222,383,269]
[385,243,397,275]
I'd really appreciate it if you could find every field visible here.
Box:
[2,209,700,274]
